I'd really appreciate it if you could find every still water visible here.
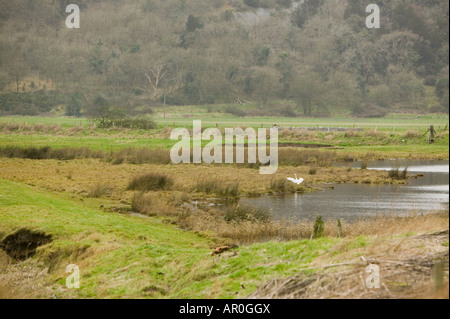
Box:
[240,160,449,222]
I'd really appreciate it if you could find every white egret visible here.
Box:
[287,174,304,185]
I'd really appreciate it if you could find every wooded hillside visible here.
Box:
[0,0,448,117]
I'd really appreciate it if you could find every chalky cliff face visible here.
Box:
[170,120,279,174]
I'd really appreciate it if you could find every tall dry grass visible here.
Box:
[388,167,408,180]
[108,148,171,165]
[195,177,240,197]
[127,173,174,192]
[87,182,113,198]
[0,146,104,160]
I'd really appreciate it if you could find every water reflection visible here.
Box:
[240,160,449,222]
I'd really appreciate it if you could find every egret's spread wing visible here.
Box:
[298,178,304,184]
[287,178,296,183]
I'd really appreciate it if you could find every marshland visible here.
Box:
[0,0,449,300]
[0,116,448,299]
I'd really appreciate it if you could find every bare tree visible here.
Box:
[141,60,184,102]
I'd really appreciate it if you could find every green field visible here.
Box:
[1,112,448,132]
[0,134,174,150]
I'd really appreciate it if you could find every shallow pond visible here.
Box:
[239,160,449,222]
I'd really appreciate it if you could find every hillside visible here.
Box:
[0,0,448,117]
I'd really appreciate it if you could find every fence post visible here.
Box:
[311,216,325,239]
[337,219,342,238]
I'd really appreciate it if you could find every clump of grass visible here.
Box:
[344,130,361,138]
[224,204,271,223]
[388,167,408,180]
[309,168,317,175]
[131,192,182,217]
[109,148,171,165]
[195,177,240,197]
[87,183,113,198]
[403,130,421,139]
[361,162,368,170]
[131,192,154,215]
[270,178,288,193]
[127,173,174,191]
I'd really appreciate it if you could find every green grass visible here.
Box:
[0,178,340,298]
[0,134,174,150]
[153,108,449,131]
[0,116,89,128]
[1,113,449,132]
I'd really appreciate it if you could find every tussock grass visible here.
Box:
[388,167,408,180]
[127,173,174,192]
[403,130,421,139]
[0,146,104,160]
[131,192,191,218]
[195,177,240,197]
[109,148,171,165]
[269,178,288,193]
[87,182,113,198]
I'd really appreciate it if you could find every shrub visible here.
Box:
[116,118,157,130]
[224,106,246,117]
[279,105,297,117]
